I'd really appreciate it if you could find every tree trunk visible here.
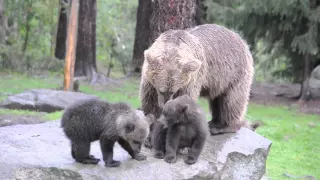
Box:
[55,0,69,60]
[0,0,6,45]
[63,0,79,91]
[195,0,207,25]
[22,1,33,53]
[298,54,313,102]
[149,0,197,44]
[74,0,97,81]
[131,0,152,73]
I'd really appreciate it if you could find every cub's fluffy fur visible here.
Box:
[152,95,208,165]
[140,24,258,148]
[61,98,154,167]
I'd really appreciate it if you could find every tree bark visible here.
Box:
[131,0,152,73]
[63,0,79,91]
[149,0,197,44]
[55,0,69,60]
[74,0,97,80]
[298,54,312,102]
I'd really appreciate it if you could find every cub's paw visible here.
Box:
[178,147,189,155]
[184,156,197,165]
[154,151,165,159]
[105,160,120,167]
[164,155,177,164]
[88,155,99,161]
[134,154,147,161]
[77,157,100,165]
[144,137,152,148]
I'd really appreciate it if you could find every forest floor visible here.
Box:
[0,72,319,179]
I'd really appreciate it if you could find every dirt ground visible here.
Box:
[250,82,320,115]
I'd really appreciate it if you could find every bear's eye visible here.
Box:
[133,140,140,145]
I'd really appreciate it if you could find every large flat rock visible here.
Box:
[0,120,272,180]
[0,89,98,113]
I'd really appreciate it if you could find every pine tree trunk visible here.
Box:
[298,54,312,102]
[149,0,197,44]
[131,0,152,73]
[63,0,79,91]
[55,0,69,60]
[74,0,97,80]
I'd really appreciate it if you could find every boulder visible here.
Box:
[309,65,320,98]
[0,120,272,180]
[0,89,98,113]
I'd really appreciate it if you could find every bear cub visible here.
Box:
[152,95,208,165]
[61,98,155,167]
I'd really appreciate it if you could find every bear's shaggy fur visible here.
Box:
[139,24,256,146]
[61,98,155,167]
[152,95,208,165]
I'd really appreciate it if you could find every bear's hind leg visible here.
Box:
[208,82,250,135]
[71,141,100,164]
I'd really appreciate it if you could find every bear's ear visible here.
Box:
[182,60,201,73]
[146,113,156,125]
[144,50,159,68]
[124,123,135,134]
[178,104,189,114]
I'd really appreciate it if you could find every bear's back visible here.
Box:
[61,98,112,141]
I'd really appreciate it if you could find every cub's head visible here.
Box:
[144,35,202,108]
[118,110,155,153]
[158,95,191,127]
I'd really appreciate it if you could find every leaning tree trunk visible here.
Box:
[55,0,69,60]
[131,0,152,73]
[298,54,313,102]
[74,0,97,80]
[149,0,197,44]
[63,0,79,91]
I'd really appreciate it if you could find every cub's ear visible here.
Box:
[178,104,189,113]
[146,113,156,125]
[125,123,135,134]
[182,60,201,73]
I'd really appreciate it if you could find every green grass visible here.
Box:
[246,104,320,179]
[0,72,319,179]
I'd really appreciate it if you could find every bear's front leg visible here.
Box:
[139,81,162,148]
[164,126,181,164]
[100,138,120,167]
[117,138,147,161]
[208,82,250,135]
[151,122,167,159]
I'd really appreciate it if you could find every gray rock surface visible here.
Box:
[0,120,272,180]
[310,65,320,98]
[0,89,98,113]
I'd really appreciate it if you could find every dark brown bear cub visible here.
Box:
[61,98,154,167]
[152,95,208,165]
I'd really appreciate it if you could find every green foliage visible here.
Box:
[96,0,138,73]
[205,0,320,83]
[1,0,138,75]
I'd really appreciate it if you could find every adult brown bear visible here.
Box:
[139,24,256,148]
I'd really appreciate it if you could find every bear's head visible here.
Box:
[118,110,155,153]
[158,95,191,127]
[144,37,202,108]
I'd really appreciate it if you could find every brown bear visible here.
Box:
[139,24,256,147]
